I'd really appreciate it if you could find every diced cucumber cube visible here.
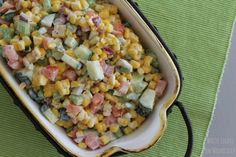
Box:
[116,59,133,73]
[64,37,78,48]
[38,27,48,34]
[75,45,92,60]
[0,28,14,41]
[43,108,59,124]
[131,73,148,93]
[4,11,16,22]
[86,61,104,81]
[124,102,136,109]
[70,95,84,106]
[41,14,56,27]
[115,129,124,138]
[66,23,77,33]
[125,93,140,101]
[139,89,156,110]
[43,0,51,11]
[16,20,30,35]
[61,54,82,70]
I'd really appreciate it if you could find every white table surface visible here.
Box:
[203,24,236,157]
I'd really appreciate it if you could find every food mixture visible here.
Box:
[0,0,167,150]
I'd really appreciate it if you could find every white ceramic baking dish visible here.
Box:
[0,0,193,157]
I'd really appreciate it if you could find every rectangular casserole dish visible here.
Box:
[0,0,189,157]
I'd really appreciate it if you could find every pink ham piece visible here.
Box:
[104,116,116,126]
[41,65,59,81]
[84,133,101,150]
[113,22,124,36]
[3,45,19,62]
[112,106,125,118]
[7,59,24,70]
[0,3,15,14]
[92,16,101,28]
[62,69,77,81]
[100,60,114,77]
[103,46,114,55]
[155,80,168,97]
[66,104,82,118]
[117,81,130,94]
[90,93,104,113]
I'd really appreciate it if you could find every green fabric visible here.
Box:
[0,0,236,157]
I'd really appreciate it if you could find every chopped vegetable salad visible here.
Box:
[0,0,168,150]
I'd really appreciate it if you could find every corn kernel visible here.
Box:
[118,75,127,82]
[91,54,99,61]
[153,73,162,81]
[123,127,133,135]
[137,68,144,75]
[52,4,60,12]
[99,9,110,19]
[21,1,29,9]
[80,0,89,9]
[143,66,152,74]
[128,121,138,129]
[124,28,130,39]
[143,56,153,66]
[13,40,25,51]
[33,36,43,46]
[78,142,87,149]
[95,122,107,133]
[0,40,7,46]
[110,124,119,133]
[99,82,109,92]
[63,121,73,128]
[100,135,110,145]
[71,81,80,88]
[52,108,60,117]
[148,81,157,90]
[57,62,67,74]
[82,99,91,107]
[136,115,145,124]
[69,14,77,25]
[71,1,82,11]
[39,48,46,58]
[32,15,41,24]
[44,84,55,97]
[130,110,137,119]
[114,80,120,88]
[66,49,76,58]
[0,24,8,29]
[92,48,103,55]
[117,118,129,127]
[126,73,132,80]
[130,60,140,69]
[78,123,88,130]
[22,36,32,47]
[110,5,118,14]
[96,114,104,122]
[55,79,71,96]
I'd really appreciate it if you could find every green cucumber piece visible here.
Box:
[69,95,84,106]
[75,45,92,60]
[115,128,124,138]
[66,23,77,33]
[4,11,16,22]
[139,89,156,110]
[0,28,14,41]
[86,61,104,81]
[125,92,140,101]
[131,73,148,93]
[61,54,82,70]
[43,108,59,124]
[41,14,56,27]
[43,0,51,11]
[64,37,78,48]
[16,20,30,35]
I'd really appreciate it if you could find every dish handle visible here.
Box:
[167,101,193,157]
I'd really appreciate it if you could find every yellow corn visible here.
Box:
[124,28,130,39]
[137,68,144,75]
[117,118,129,127]
[153,73,162,81]
[96,114,104,122]
[52,3,60,12]
[66,49,76,57]
[148,81,157,90]
[143,66,152,74]
[55,79,71,96]
[99,82,109,92]
[69,14,77,25]
[95,122,107,133]
[71,1,82,11]
[13,40,25,51]
[52,108,60,117]
[100,52,108,60]
[80,0,89,9]
[123,127,133,135]
[57,62,67,74]
[128,121,138,129]
[78,142,87,149]
[109,124,119,133]
[0,40,7,46]
[32,15,41,24]
[82,99,91,107]
[92,48,103,55]
[91,87,100,94]
[22,36,32,47]
[110,5,118,14]
[44,84,55,97]
[71,81,80,88]
[130,110,137,119]
[114,80,120,88]
[99,9,110,19]
[0,24,8,29]
[100,135,110,145]
[130,60,140,69]
[143,56,153,66]
[33,36,43,46]
[91,54,99,61]
[21,1,29,9]
[136,115,145,125]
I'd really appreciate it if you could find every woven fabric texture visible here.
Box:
[0,0,236,157]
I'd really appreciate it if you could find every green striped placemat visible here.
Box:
[1,0,236,157]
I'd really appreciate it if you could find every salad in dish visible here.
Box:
[0,0,167,150]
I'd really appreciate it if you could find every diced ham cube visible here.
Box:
[90,93,104,113]
[155,80,168,97]
[0,3,15,14]
[103,46,114,55]
[118,81,130,94]
[112,106,125,118]
[62,69,77,81]
[7,60,24,70]
[113,22,124,36]
[104,116,116,126]
[100,60,114,77]
[84,133,101,150]
[41,65,59,81]
[3,45,19,62]
[66,104,82,118]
